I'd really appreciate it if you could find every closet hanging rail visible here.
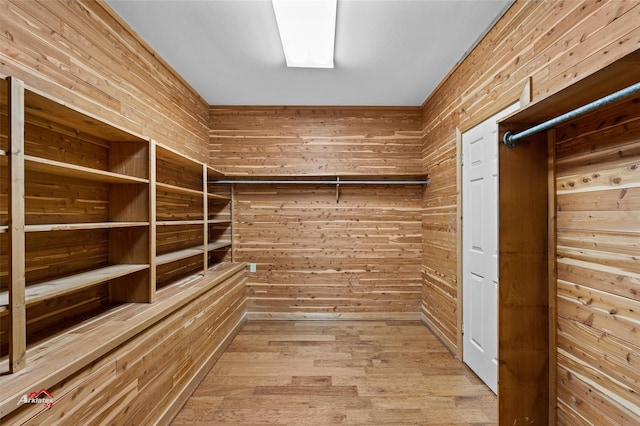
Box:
[503,81,640,148]
[210,178,430,186]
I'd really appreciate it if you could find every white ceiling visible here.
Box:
[105,0,512,106]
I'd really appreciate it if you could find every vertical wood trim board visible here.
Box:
[454,128,463,360]
[497,129,549,425]
[420,0,640,358]
[547,129,558,423]
[8,77,26,372]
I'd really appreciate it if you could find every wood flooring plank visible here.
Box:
[171,320,496,425]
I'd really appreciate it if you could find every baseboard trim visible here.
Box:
[420,313,458,357]
[246,312,421,321]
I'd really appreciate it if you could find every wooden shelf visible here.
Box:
[207,219,231,225]
[155,241,231,266]
[24,88,147,143]
[25,155,149,184]
[25,222,149,232]
[155,143,202,172]
[206,241,232,251]
[0,226,7,234]
[156,246,204,266]
[156,220,205,226]
[207,165,225,180]
[0,149,6,156]
[157,182,204,197]
[0,264,149,310]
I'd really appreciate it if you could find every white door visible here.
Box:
[462,103,518,394]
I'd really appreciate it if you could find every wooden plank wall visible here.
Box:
[1,269,246,425]
[420,0,640,351]
[235,184,423,319]
[0,0,209,161]
[553,97,639,424]
[0,1,245,423]
[210,106,423,176]
[210,106,424,319]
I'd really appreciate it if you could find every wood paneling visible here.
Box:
[235,184,423,319]
[210,106,423,177]
[0,2,241,423]
[497,129,549,425]
[0,0,209,161]
[173,320,497,425]
[553,97,640,424]
[1,265,247,425]
[420,0,640,358]
[210,106,424,319]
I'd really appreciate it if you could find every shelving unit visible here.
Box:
[154,143,232,288]
[155,142,205,288]
[1,77,154,372]
[0,76,235,374]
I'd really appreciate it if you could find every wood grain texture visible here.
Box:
[172,320,497,425]
[420,0,640,359]
[497,130,549,425]
[209,106,423,177]
[234,184,423,319]
[553,97,640,424]
[0,264,247,423]
[0,0,209,162]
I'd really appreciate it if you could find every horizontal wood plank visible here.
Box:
[25,155,149,184]
[0,264,149,308]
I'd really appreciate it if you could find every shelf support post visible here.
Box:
[8,77,26,372]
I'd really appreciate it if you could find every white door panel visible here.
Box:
[462,103,518,394]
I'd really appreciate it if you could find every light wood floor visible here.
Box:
[172,320,497,425]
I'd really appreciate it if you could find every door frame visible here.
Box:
[455,83,532,360]
[459,102,519,393]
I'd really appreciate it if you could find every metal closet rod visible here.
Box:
[210,178,430,186]
[503,80,640,148]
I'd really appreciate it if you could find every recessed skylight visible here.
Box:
[272,0,337,68]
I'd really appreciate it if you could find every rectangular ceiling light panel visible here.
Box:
[272,0,337,68]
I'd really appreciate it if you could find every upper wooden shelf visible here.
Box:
[501,50,640,126]
[24,87,147,143]
[155,143,203,173]
[25,155,149,184]
[0,264,149,313]
[0,226,7,234]
[207,165,225,180]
